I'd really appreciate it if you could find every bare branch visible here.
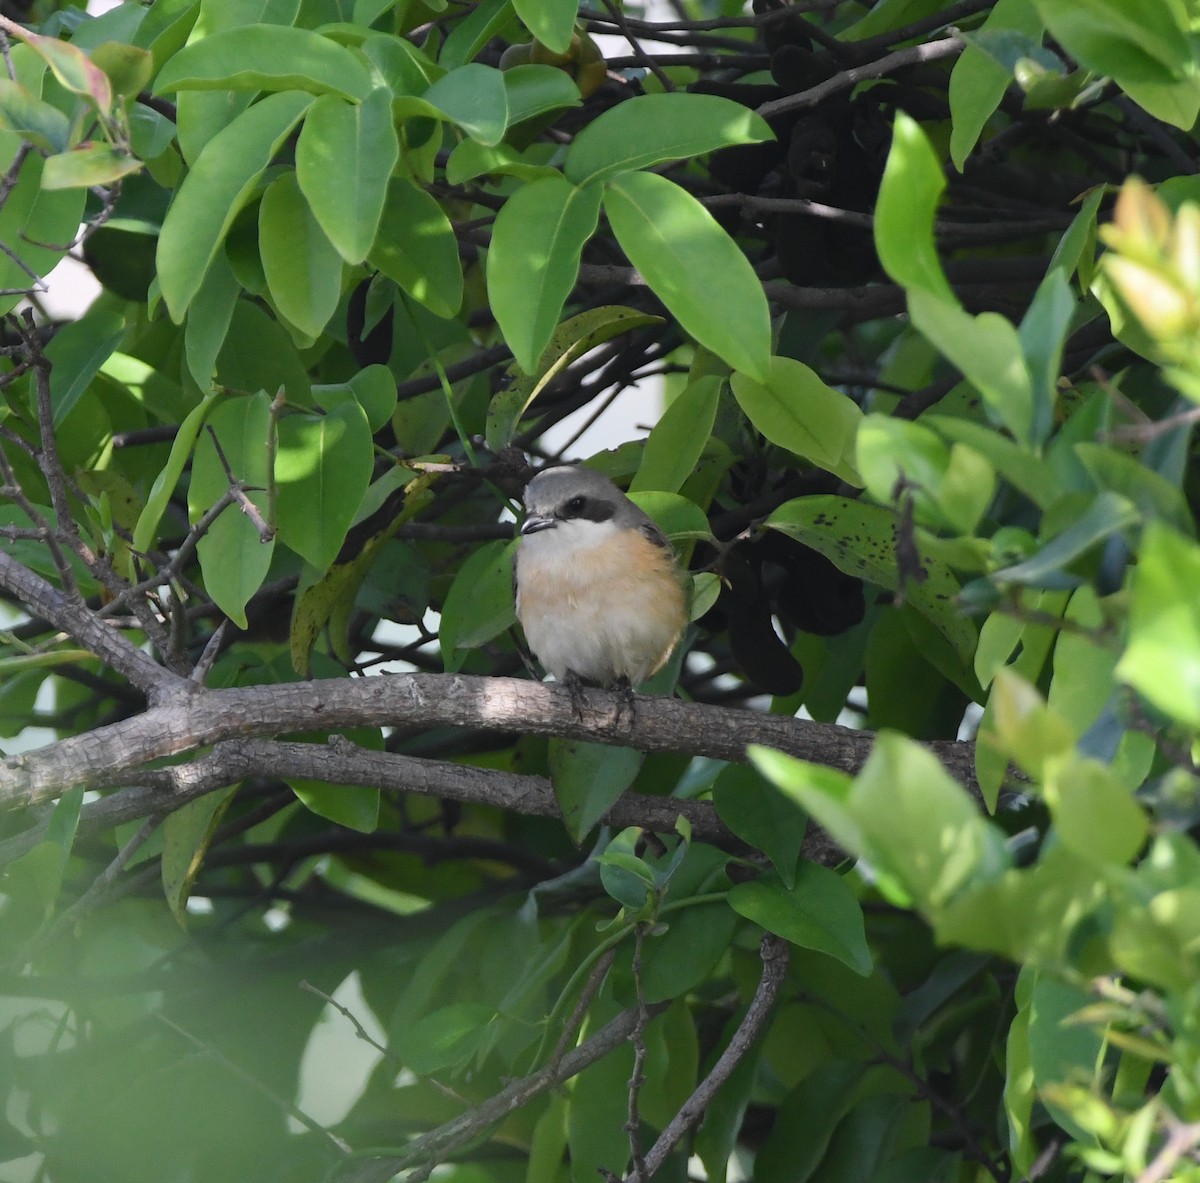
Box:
[0,674,978,812]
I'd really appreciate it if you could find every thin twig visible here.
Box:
[621,933,790,1182]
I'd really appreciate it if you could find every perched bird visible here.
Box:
[514,466,687,696]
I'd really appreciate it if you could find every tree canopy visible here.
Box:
[1,0,1200,1180]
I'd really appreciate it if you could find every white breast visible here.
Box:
[516,521,685,686]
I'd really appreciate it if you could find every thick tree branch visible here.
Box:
[0,674,977,811]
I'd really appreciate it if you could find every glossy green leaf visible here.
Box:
[948,0,1042,170]
[926,414,1062,507]
[730,865,871,975]
[154,24,374,100]
[565,92,774,185]
[361,32,444,95]
[486,174,602,372]
[369,178,463,318]
[639,903,739,1003]
[485,305,661,450]
[1018,267,1075,446]
[161,787,236,926]
[275,402,373,570]
[549,739,643,843]
[604,171,771,382]
[731,357,862,482]
[502,63,580,124]
[314,364,397,432]
[422,63,508,145]
[713,764,807,888]
[187,393,276,628]
[296,88,398,264]
[259,171,344,339]
[630,376,721,494]
[875,111,954,301]
[184,250,240,390]
[157,90,314,321]
[90,40,155,99]
[512,0,578,55]
[438,539,517,670]
[439,0,514,68]
[767,495,976,662]
[45,308,126,426]
[215,299,312,407]
[1117,522,1200,726]
[133,391,219,554]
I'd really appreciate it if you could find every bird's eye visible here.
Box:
[565,496,587,514]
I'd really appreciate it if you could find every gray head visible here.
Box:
[519,466,652,537]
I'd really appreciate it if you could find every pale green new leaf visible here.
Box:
[731,356,862,482]
[604,171,771,382]
[486,174,602,372]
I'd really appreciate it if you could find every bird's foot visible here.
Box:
[563,669,589,720]
[612,676,636,728]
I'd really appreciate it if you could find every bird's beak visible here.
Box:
[520,513,556,536]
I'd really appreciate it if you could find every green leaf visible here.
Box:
[422,63,508,145]
[502,63,580,124]
[5,25,112,114]
[486,174,602,372]
[438,539,517,670]
[187,393,276,628]
[184,250,240,389]
[549,739,643,843]
[394,1002,495,1075]
[258,171,344,339]
[1046,758,1148,867]
[133,391,219,554]
[161,787,236,926]
[766,495,976,662]
[927,414,1062,508]
[90,40,155,99]
[45,308,126,426]
[1018,267,1075,446]
[565,92,774,185]
[275,402,373,570]
[440,0,515,69]
[857,414,994,535]
[639,903,740,1003]
[713,764,807,889]
[314,364,397,432]
[512,0,577,55]
[0,78,70,152]
[731,357,863,482]
[992,491,1139,587]
[630,375,721,494]
[604,171,771,382]
[369,178,464,318]
[289,777,381,833]
[1117,521,1200,727]
[485,305,661,450]
[154,24,374,100]
[215,298,313,407]
[908,289,1036,445]
[296,88,398,264]
[874,111,954,301]
[730,865,871,975]
[948,0,1043,170]
[157,90,314,321]
[0,153,86,318]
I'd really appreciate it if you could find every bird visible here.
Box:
[513,465,688,704]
